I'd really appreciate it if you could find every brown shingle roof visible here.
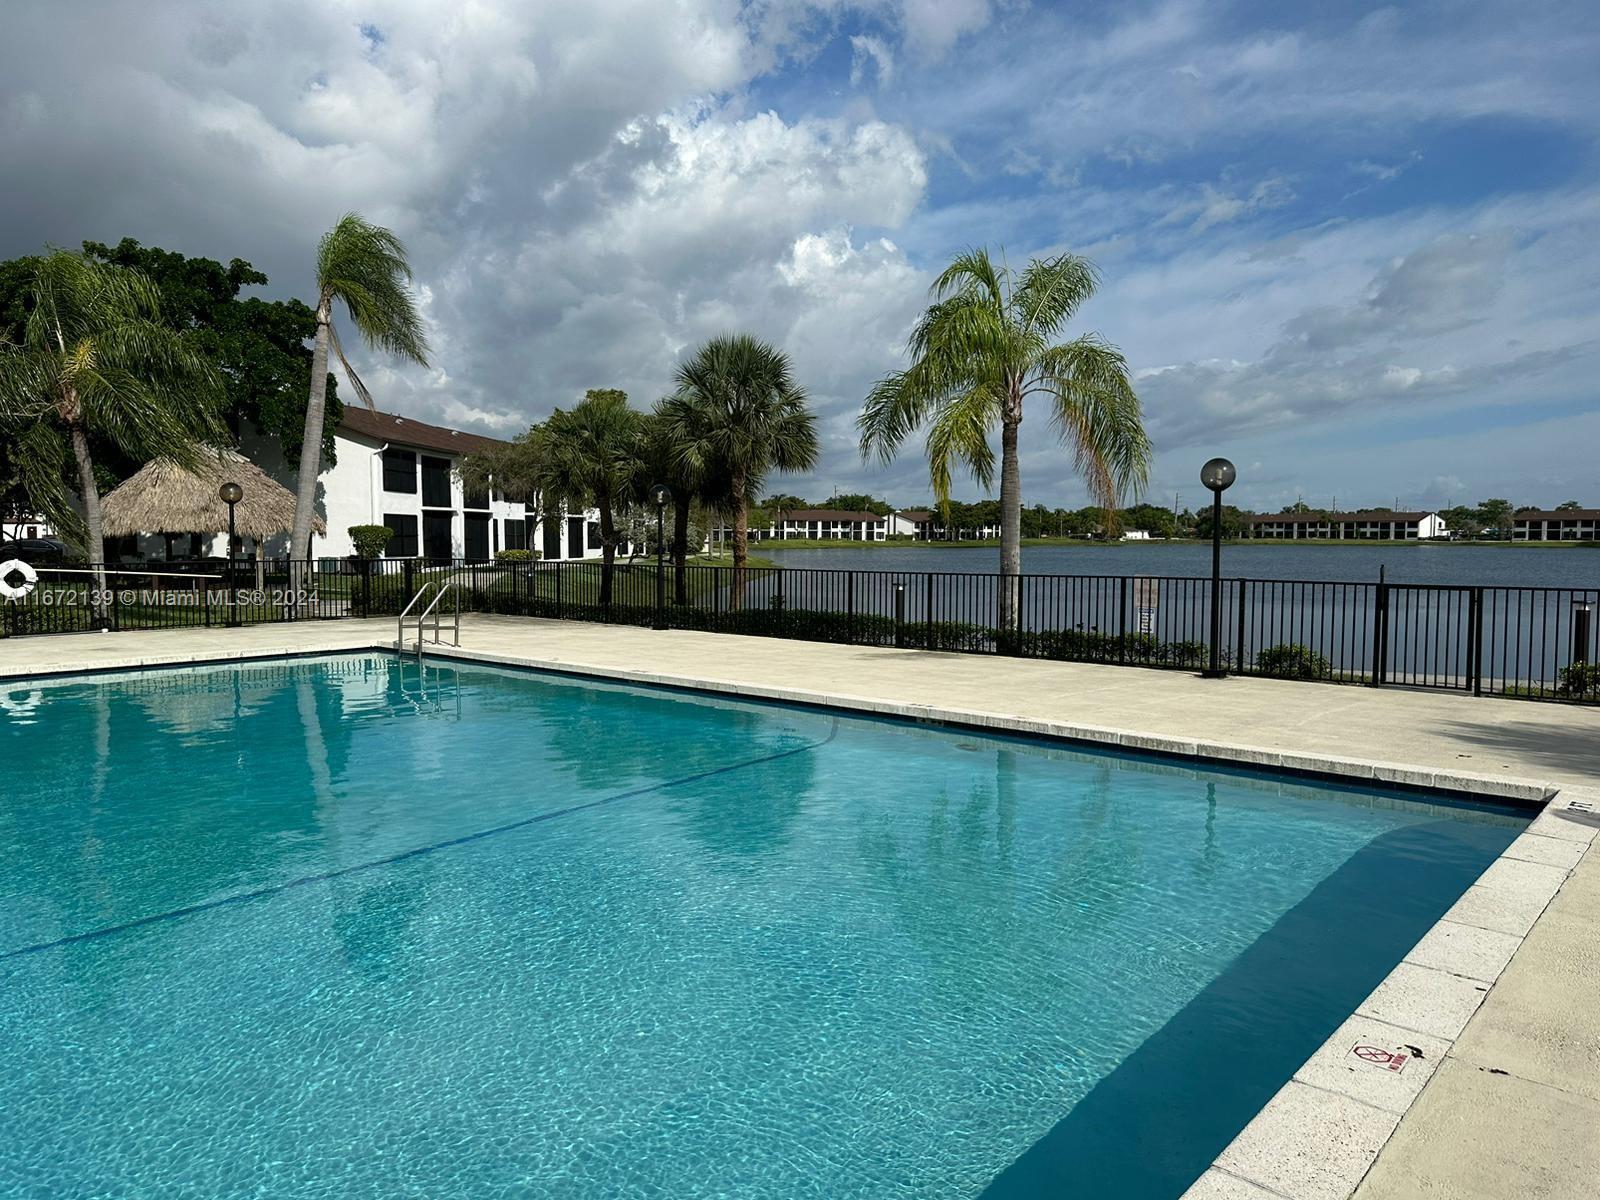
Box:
[897,509,933,521]
[776,509,885,522]
[340,406,511,457]
[1246,511,1433,524]
[1514,509,1600,521]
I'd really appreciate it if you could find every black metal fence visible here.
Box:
[3,556,1596,704]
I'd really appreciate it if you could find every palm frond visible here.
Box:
[318,212,430,366]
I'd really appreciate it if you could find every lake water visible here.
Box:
[761,543,1597,588]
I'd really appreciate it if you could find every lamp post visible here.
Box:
[1199,457,1236,678]
[648,482,672,630]
[219,481,242,628]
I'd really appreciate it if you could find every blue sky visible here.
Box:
[2,1,1596,513]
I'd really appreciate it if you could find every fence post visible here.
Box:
[1118,576,1128,661]
[774,567,785,611]
[894,583,906,648]
[556,559,565,619]
[361,558,372,618]
[847,571,857,643]
[202,577,212,628]
[1470,586,1484,696]
[926,571,935,628]
[1236,579,1248,673]
[1372,566,1389,687]
[1573,601,1593,671]
[404,558,415,612]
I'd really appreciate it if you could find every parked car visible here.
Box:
[0,537,70,565]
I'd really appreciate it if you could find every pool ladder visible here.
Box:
[398,581,460,656]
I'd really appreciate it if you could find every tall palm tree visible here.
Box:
[859,248,1151,629]
[670,335,818,608]
[0,250,223,608]
[538,389,647,606]
[289,214,429,563]
[648,395,732,604]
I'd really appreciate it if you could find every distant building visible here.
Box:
[890,509,936,539]
[1244,511,1448,540]
[1512,509,1600,541]
[1121,529,1153,541]
[719,508,889,542]
[1,513,55,542]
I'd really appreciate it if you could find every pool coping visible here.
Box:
[5,636,1594,1199]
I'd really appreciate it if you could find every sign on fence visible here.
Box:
[1132,575,1159,634]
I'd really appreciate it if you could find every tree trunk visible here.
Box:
[672,497,690,605]
[731,469,748,611]
[290,300,332,577]
[598,499,616,607]
[69,419,109,620]
[997,397,1022,634]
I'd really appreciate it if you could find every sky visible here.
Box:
[2,1,1597,514]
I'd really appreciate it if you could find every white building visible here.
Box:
[889,509,936,539]
[117,407,608,563]
[1244,511,1448,540]
[716,508,889,543]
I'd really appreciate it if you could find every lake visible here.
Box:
[759,542,1597,588]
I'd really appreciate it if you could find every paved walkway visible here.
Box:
[3,616,1597,1199]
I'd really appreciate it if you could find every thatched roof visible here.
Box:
[101,450,325,540]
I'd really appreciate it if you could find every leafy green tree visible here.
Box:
[81,238,340,468]
[290,214,429,561]
[0,250,225,604]
[1556,499,1584,511]
[670,334,818,606]
[824,492,893,515]
[538,389,648,605]
[859,248,1150,628]
[1477,498,1514,540]
[1194,503,1248,540]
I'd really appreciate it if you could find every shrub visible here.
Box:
[1254,643,1331,680]
[494,549,538,564]
[1557,660,1600,700]
[347,524,393,560]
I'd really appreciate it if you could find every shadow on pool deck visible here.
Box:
[978,816,1522,1200]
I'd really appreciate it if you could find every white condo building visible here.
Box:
[115,407,607,563]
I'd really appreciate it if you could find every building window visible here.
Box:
[423,511,454,561]
[504,519,527,551]
[464,487,489,511]
[384,514,418,557]
[382,448,417,494]
[587,521,602,549]
[421,456,452,508]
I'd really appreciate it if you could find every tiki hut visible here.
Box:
[102,450,324,585]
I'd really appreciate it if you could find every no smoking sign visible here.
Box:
[1350,1043,1410,1073]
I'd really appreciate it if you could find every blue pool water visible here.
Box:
[0,655,1524,1199]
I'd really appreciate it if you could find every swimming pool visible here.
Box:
[1,654,1526,1198]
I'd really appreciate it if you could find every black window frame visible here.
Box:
[382,448,418,494]
[383,514,419,558]
[421,455,453,508]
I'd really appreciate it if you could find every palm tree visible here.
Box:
[859,248,1151,630]
[670,335,818,608]
[538,389,647,606]
[288,214,429,563]
[0,250,223,609]
[648,396,732,604]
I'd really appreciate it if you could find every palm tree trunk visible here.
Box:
[68,419,109,620]
[672,497,690,605]
[598,499,616,607]
[289,299,331,573]
[731,470,749,611]
[997,405,1022,634]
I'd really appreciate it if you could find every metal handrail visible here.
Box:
[397,581,437,650]
[415,581,459,651]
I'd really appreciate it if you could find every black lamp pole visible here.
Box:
[1200,457,1236,678]
[219,481,243,628]
[648,483,672,630]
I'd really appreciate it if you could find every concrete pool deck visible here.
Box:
[4,615,1597,1199]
